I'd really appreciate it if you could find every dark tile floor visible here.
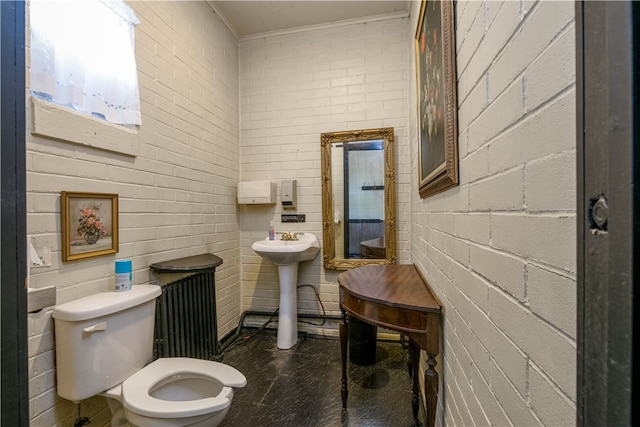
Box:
[218,330,422,427]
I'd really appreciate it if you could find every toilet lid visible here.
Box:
[122,357,247,418]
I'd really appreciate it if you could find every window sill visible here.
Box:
[30,97,138,157]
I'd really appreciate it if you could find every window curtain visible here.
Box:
[30,0,141,125]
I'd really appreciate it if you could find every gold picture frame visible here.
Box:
[415,0,459,198]
[61,192,118,261]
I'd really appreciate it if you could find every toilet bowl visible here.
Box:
[52,285,246,427]
[103,358,246,427]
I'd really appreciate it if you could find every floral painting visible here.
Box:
[61,192,118,261]
[415,0,458,198]
[76,205,109,245]
[417,0,445,178]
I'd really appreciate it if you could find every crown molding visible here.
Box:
[207,0,239,40]
[240,11,409,42]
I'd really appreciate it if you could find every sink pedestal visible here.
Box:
[276,263,299,349]
[250,233,320,351]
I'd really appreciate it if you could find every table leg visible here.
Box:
[340,308,349,410]
[425,353,438,427]
[410,340,420,426]
[406,335,414,377]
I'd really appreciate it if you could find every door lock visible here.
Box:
[589,194,608,232]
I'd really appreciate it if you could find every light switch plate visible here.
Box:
[281,214,305,223]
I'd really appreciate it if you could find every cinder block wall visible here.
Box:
[238,17,412,319]
[409,1,577,425]
[26,3,239,425]
[26,1,578,425]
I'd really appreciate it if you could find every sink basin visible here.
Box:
[251,233,320,265]
[251,232,320,349]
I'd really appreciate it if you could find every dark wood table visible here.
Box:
[338,264,442,427]
[360,237,386,259]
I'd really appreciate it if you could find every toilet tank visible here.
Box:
[52,284,162,402]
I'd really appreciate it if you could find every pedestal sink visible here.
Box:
[251,232,320,349]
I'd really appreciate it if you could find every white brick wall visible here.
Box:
[238,17,412,317]
[410,1,576,425]
[26,2,239,425]
[24,1,577,425]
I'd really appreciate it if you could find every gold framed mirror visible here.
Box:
[321,127,397,270]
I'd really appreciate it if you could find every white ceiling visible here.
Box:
[211,1,410,38]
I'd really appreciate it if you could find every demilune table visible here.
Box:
[338,264,442,427]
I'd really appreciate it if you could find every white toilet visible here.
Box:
[52,284,246,427]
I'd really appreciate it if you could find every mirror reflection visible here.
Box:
[332,140,385,258]
[321,128,396,270]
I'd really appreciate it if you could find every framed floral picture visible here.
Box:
[61,192,118,261]
[415,0,458,198]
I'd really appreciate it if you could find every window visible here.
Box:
[29,0,141,126]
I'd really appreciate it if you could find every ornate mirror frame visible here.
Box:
[321,127,397,270]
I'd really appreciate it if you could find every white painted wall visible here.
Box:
[26,2,239,425]
[409,1,576,425]
[24,1,578,425]
[238,17,412,320]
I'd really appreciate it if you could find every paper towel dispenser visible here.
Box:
[237,181,276,204]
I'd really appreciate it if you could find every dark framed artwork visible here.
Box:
[61,191,118,261]
[415,0,459,198]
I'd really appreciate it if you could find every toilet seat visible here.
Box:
[122,357,247,419]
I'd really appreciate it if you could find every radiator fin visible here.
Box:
[153,272,219,360]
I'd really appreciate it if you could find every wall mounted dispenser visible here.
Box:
[237,181,277,204]
[281,180,297,210]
